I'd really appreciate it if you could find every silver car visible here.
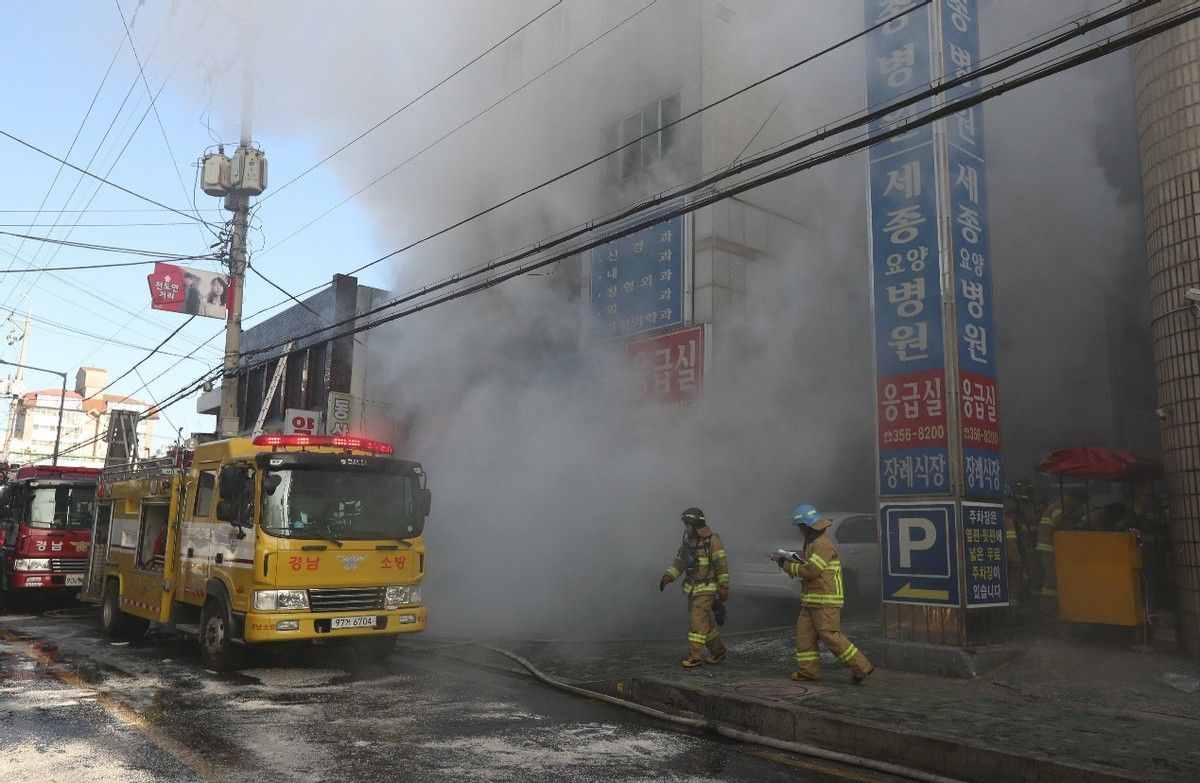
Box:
[730,512,880,608]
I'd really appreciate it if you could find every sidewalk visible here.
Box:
[419,618,1200,783]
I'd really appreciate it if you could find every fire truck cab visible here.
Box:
[83,434,430,670]
[0,465,99,603]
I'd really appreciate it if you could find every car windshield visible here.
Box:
[27,485,96,529]
[260,469,424,540]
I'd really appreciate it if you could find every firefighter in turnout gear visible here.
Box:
[777,504,874,684]
[660,507,729,668]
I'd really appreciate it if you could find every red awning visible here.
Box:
[1037,448,1162,481]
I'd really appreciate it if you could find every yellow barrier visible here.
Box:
[1053,531,1143,626]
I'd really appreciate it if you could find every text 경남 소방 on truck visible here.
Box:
[81,434,431,670]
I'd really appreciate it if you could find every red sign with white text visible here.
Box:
[959,371,1001,450]
[626,324,705,404]
[147,262,233,320]
[877,369,949,450]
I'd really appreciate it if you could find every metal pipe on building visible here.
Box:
[1134,0,1200,657]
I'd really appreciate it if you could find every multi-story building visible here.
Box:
[197,274,399,441]
[2,367,157,468]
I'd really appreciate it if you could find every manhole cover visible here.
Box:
[731,678,833,702]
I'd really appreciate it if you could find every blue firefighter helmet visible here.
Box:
[792,504,820,527]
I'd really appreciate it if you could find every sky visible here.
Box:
[0,0,401,446]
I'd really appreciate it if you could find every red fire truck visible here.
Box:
[0,465,100,604]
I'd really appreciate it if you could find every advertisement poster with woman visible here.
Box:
[146,262,232,319]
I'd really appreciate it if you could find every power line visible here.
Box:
[259,0,564,204]
[0,129,217,226]
[1,31,127,279]
[1,18,171,310]
[0,6,218,312]
[114,0,216,245]
[0,230,218,259]
[247,0,929,316]
[0,208,225,214]
[0,305,213,361]
[83,315,199,402]
[0,258,209,274]
[236,0,1180,364]
[254,0,661,261]
[0,221,195,227]
[91,0,1186,432]
[132,366,177,434]
[6,36,197,306]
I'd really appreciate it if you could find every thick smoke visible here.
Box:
[158,0,1155,638]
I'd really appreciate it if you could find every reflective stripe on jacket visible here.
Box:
[783,526,844,607]
[664,527,729,595]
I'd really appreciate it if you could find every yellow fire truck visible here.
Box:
[82,434,429,670]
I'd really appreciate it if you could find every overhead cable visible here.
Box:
[238,0,1183,363]
[254,0,662,259]
[259,0,564,204]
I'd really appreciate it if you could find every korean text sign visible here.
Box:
[626,324,704,404]
[942,0,1002,499]
[962,501,1008,606]
[146,262,232,320]
[591,213,683,338]
[866,0,950,497]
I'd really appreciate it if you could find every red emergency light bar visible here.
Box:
[251,434,395,455]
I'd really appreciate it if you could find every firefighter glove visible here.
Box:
[659,575,671,591]
[718,586,729,603]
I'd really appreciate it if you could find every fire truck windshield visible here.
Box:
[27,485,97,529]
[260,469,424,541]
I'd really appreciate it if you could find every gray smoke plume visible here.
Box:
[157,0,1155,638]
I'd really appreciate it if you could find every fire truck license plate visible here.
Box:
[330,616,376,630]
[65,574,84,587]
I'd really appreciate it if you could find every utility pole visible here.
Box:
[0,313,30,462]
[220,187,249,437]
[206,50,265,437]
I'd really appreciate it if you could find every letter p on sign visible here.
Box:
[898,516,936,568]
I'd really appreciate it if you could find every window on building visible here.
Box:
[618,93,682,180]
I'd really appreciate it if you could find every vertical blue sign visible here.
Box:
[962,501,1008,606]
[941,0,1002,499]
[590,213,684,338]
[866,0,951,497]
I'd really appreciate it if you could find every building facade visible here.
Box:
[3,367,157,468]
[198,274,401,442]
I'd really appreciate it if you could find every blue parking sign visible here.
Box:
[880,502,959,606]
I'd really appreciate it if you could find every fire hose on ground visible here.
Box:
[478,644,965,783]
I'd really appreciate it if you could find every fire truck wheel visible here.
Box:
[101,580,147,640]
[200,598,242,671]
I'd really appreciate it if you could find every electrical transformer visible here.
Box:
[231,147,268,196]
[200,152,232,197]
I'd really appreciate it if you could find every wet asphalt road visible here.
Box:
[0,608,898,783]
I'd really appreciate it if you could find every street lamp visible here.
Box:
[0,359,67,465]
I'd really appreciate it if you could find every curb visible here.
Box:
[869,639,1022,679]
[610,676,1146,783]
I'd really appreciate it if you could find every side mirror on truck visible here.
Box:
[416,488,432,518]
